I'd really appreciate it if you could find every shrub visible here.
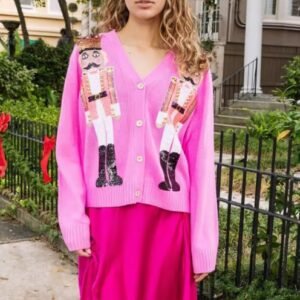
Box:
[0,56,36,101]
[246,109,300,139]
[0,98,59,126]
[246,110,286,138]
[274,56,300,104]
[16,38,72,106]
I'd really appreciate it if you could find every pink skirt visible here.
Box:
[78,203,198,300]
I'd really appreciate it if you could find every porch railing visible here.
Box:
[216,58,258,112]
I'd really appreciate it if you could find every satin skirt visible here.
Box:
[78,203,198,300]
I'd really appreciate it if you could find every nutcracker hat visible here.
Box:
[76,34,103,54]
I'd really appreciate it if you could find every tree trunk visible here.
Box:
[57,0,74,46]
[13,0,30,47]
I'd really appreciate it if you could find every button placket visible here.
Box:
[134,81,146,201]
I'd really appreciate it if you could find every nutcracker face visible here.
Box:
[80,47,108,71]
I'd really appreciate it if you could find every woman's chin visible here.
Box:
[132,11,160,21]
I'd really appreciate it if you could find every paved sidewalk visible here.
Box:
[0,216,78,300]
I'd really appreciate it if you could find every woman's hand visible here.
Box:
[75,248,92,257]
[194,273,209,283]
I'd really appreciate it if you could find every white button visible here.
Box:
[136,120,143,127]
[135,190,141,197]
[136,155,143,162]
[137,82,144,89]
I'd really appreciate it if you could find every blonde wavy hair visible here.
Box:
[95,0,209,80]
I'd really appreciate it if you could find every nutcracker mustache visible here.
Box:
[84,62,101,70]
[183,76,196,85]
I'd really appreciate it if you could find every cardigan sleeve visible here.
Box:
[55,44,91,251]
[182,69,219,274]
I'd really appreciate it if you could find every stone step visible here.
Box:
[229,93,282,102]
[215,114,249,126]
[214,94,291,133]
[214,122,246,132]
[219,107,264,117]
[239,94,279,102]
[230,100,290,110]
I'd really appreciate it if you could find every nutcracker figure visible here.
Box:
[156,76,198,191]
[77,35,123,188]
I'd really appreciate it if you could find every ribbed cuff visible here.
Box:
[192,248,218,274]
[60,223,91,252]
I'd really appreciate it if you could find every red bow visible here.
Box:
[0,138,7,178]
[0,112,11,133]
[40,135,56,184]
[0,112,11,178]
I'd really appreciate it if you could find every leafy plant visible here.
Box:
[3,140,57,202]
[246,109,300,140]
[0,56,36,101]
[246,110,287,138]
[274,56,300,104]
[215,261,300,299]
[0,98,59,126]
[201,38,215,53]
[16,38,72,106]
[235,277,300,300]
[276,107,300,140]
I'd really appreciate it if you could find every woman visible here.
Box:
[55,0,219,299]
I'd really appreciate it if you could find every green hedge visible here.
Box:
[0,56,36,101]
[0,99,59,126]
[16,38,72,107]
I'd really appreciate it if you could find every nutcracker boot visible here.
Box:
[96,145,108,187]
[158,150,172,191]
[167,152,180,191]
[106,143,123,186]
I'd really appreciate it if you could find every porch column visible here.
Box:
[243,0,263,94]
[80,1,94,36]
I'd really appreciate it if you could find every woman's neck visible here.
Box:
[117,14,165,49]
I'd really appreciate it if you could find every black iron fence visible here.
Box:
[2,117,300,299]
[4,117,58,216]
[203,130,300,299]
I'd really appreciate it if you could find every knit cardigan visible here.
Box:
[55,29,219,274]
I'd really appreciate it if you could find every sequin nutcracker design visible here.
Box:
[156,76,198,191]
[77,35,123,187]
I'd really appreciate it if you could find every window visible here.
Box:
[289,0,300,16]
[200,0,220,41]
[20,0,33,8]
[264,0,300,23]
[48,0,61,14]
[264,0,277,15]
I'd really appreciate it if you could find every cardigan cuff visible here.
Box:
[192,248,218,274]
[60,223,91,252]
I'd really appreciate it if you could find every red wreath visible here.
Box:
[40,135,56,184]
[0,112,11,178]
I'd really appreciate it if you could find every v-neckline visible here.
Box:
[110,29,174,84]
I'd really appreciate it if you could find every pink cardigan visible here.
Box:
[56,29,219,274]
